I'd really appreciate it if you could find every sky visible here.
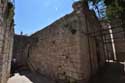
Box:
[14,0,79,35]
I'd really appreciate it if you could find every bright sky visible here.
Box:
[14,0,79,35]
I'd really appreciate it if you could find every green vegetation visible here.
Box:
[80,0,125,21]
[7,2,15,20]
[7,2,15,27]
[105,0,125,20]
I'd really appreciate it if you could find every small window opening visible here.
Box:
[52,40,55,44]
[63,72,66,75]
[71,29,77,34]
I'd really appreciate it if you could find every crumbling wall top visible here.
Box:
[72,1,89,14]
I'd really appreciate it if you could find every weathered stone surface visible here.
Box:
[111,19,125,61]
[24,1,105,82]
[0,0,14,83]
[13,1,105,83]
[13,35,30,67]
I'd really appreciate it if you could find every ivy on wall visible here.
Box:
[7,2,14,20]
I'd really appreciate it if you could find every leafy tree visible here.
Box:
[79,0,125,22]
[104,0,125,20]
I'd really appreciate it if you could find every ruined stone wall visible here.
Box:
[29,14,81,81]
[0,0,14,83]
[29,13,85,81]
[12,35,29,68]
[79,9,105,77]
[23,1,105,82]
[111,19,125,61]
[101,22,114,60]
[12,1,105,82]
[1,25,14,83]
[114,40,125,61]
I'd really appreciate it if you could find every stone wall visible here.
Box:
[21,1,105,82]
[111,19,125,61]
[0,0,14,83]
[29,13,82,81]
[114,40,125,61]
[12,1,105,82]
[12,35,29,68]
[101,22,114,60]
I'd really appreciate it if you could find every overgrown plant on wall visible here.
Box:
[80,0,125,21]
[4,1,15,26]
[105,0,125,20]
[7,2,14,21]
